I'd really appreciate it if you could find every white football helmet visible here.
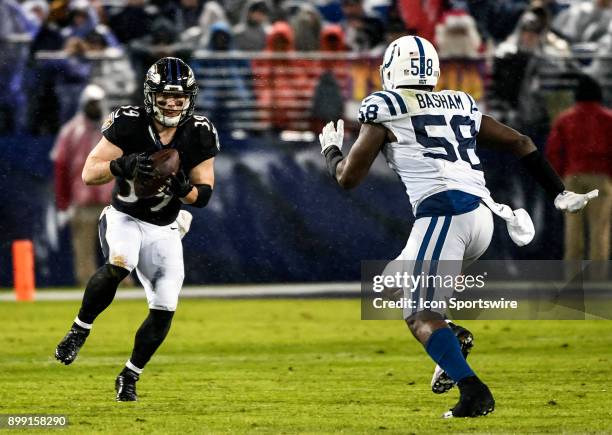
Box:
[380,35,440,90]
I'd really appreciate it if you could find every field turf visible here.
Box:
[1,298,611,433]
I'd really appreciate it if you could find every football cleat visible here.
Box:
[115,370,139,402]
[55,327,90,365]
[431,323,474,394]
[442,376,495,418]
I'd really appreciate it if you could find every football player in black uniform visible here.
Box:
[55,57,220,401]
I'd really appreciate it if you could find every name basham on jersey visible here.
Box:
[359,88,490,215]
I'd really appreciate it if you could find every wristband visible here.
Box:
[191,184,212,208]
[323,146,344,181]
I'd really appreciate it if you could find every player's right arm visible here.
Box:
[325,122,387,190]
[319,92,394,189]
[82,137,153,186]
[82,136,123,185]
[477,114,598,212]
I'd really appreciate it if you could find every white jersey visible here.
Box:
[359,88,490,215]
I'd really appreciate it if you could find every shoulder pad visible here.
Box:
[190,114,220,151]
[358,90,409,124]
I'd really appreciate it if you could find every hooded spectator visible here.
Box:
[290,3,322,51]
[194,21,254,131]
[233,0,270,51]
[311,24,349,133]
[253,21,314,131]
[50,84,114,286]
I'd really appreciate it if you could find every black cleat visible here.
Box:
[431,323,474,394]
[443,376,495,418]
[55,327,90,365]
[115,370,139,402]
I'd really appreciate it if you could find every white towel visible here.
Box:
[481,197,535,247]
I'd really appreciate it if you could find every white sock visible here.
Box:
[74,317,92,330]
[126,360,143,374]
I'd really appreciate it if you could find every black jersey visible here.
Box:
[101,106,219,225]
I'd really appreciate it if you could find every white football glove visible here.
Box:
[554,190,599,213]
[176,210,193,239]
[319,120,344,155]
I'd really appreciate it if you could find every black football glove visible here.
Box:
[166,170,193,198]
[110,152,153,180]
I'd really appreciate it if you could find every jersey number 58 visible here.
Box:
[411,114,482,171]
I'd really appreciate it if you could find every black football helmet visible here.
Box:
[144,57,198,127]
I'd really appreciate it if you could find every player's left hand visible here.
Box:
[166,170,193,198]
[554,189,599,213]
[319,120,344,155]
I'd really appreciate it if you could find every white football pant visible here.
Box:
[98,206,185,311]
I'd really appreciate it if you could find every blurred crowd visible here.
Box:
[1,0,611,136]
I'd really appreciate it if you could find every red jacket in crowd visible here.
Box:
[546,102,612,178]
[51,113,114,210]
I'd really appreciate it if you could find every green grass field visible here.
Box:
[1,298,611,434]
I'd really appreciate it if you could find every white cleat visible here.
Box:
[431,364,456,394]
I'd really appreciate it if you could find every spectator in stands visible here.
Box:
[253,21,313,131]
[129,16,193,97]
[545,75,612,261]
[85,29,137,109]
[397,0,451,43]
[291,3,322,51]
[22,0,49,32]
[54,36,95,124]
[319,24,348,71]
[587,19,612,105]
[490,7,570,134]
[161,0,204,34]
[197,1,228,36]
[435,11,485,101]
[341,0,385,52]
[311,24,349,132]
[466,0,529,42]
[552,0,612,44]
[194,21,254,131]
[107,0,156,44]
[233,0,270,51]
[0,0,37,133]
[50,84,114,286]
[61,1,96,40]
[61,2,119,48]
[26,4,65,134]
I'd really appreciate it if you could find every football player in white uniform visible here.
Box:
[319,36,598,418]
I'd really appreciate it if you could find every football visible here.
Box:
[134,148,180,198]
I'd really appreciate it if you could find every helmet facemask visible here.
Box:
[143,57,199,127]
[149,92,193,127]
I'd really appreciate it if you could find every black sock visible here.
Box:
[129,309,174,369]
[77,264,129,324]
